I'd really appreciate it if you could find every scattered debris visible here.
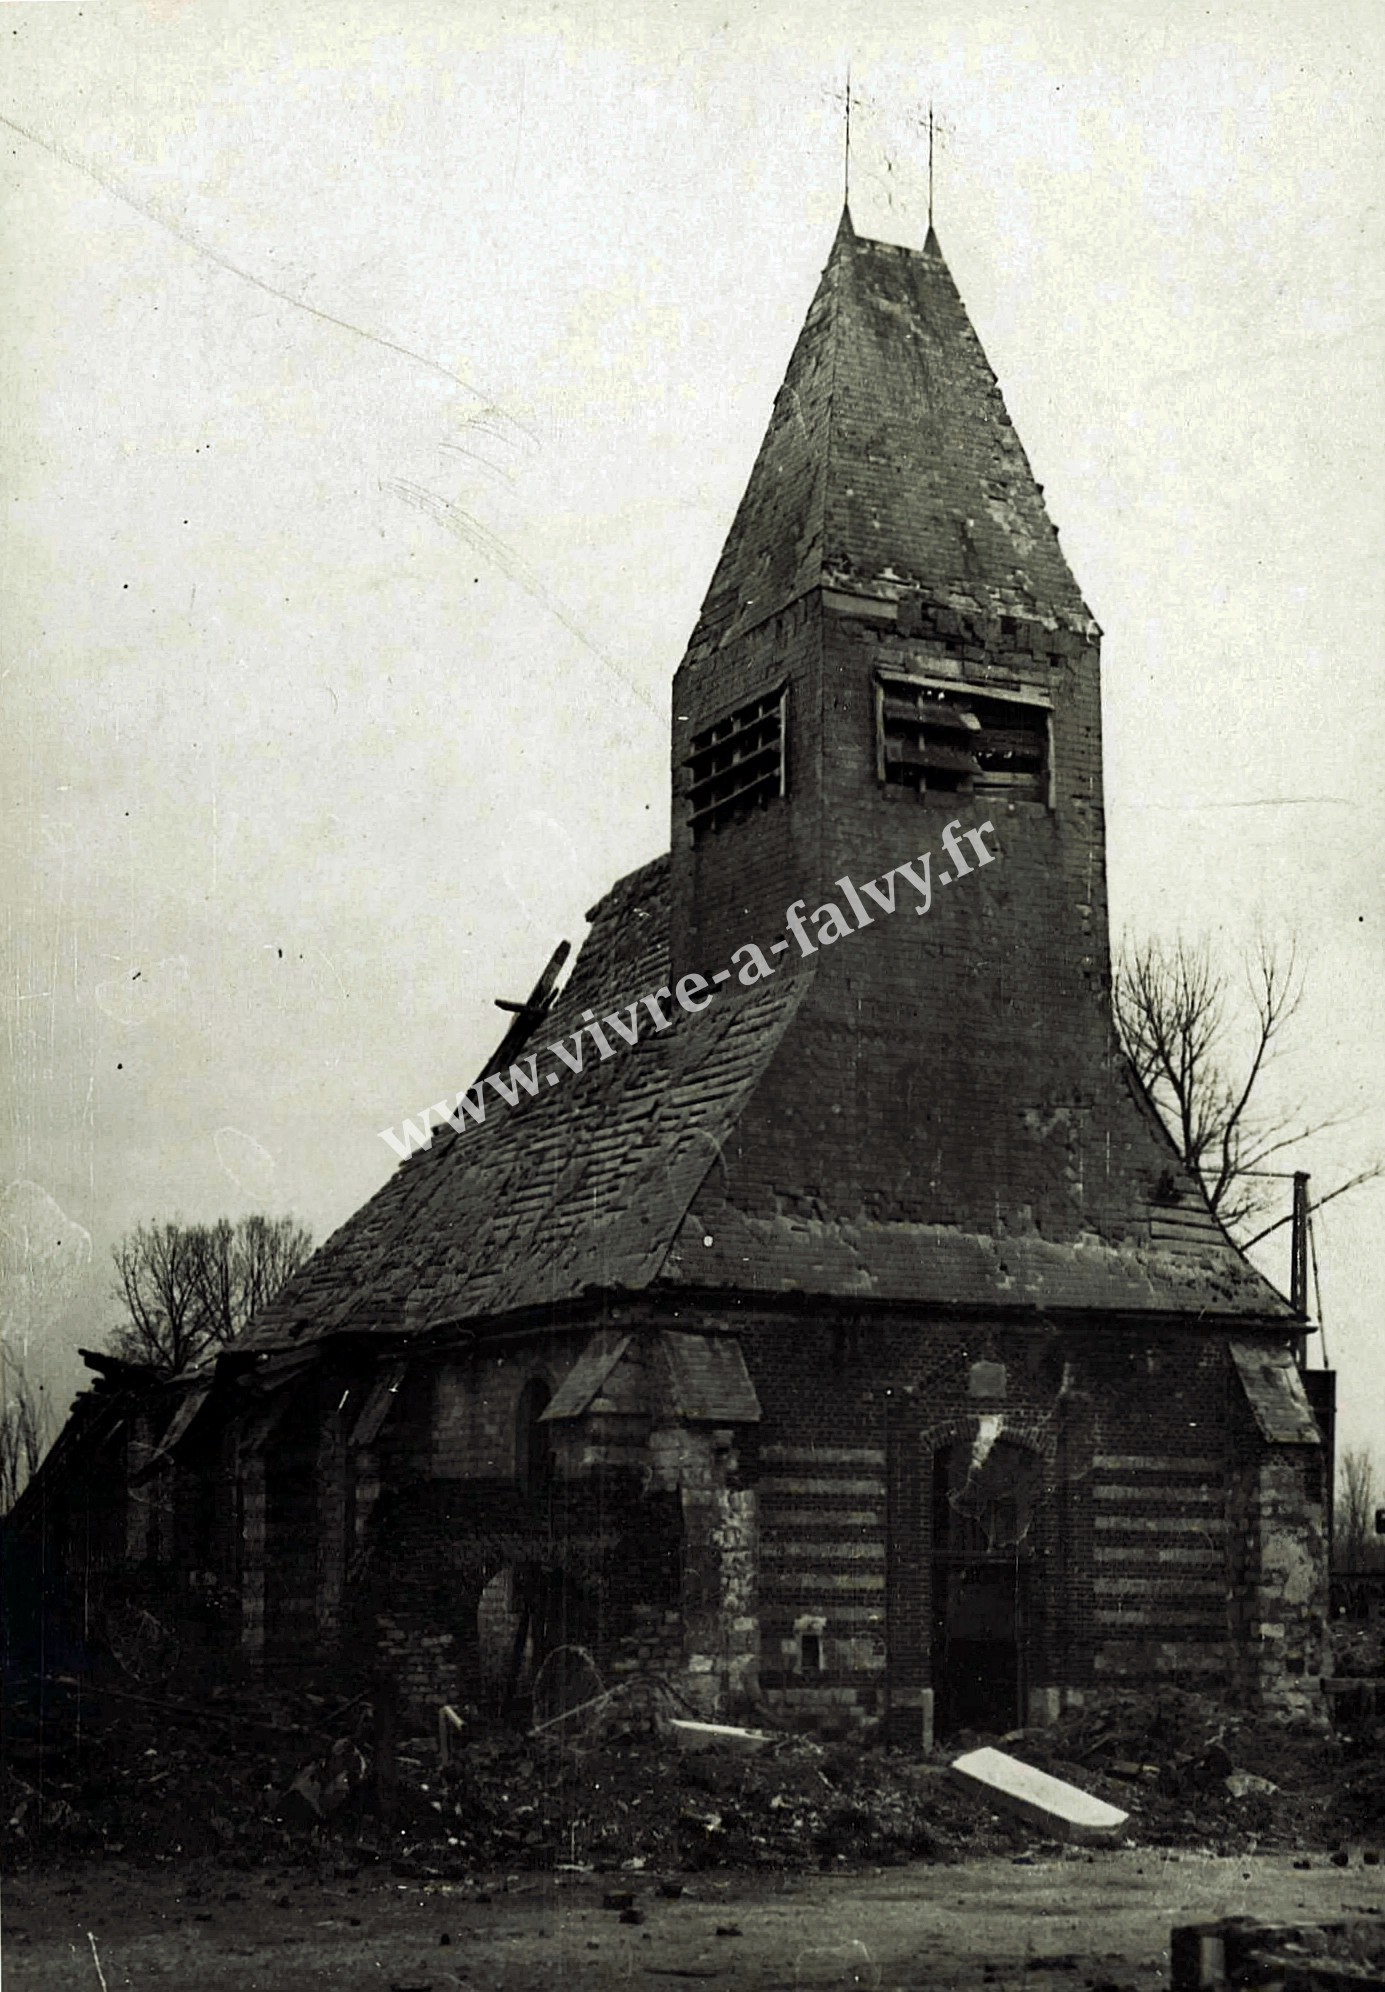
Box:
[3,1658,1382,1878]
[1171,1916,1385,1991]
[285,1739,368,1823]
[1006,1682,1360,1853]
[1224,1772,1278,1800]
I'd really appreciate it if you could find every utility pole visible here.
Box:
[1290,1169,1310,1365]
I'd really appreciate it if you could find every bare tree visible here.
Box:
[1114,935,1381,1262]
[111,1221,205,1374]
[218,1214,315,1338]
[0,1358,50,1513]
[109,1215,312,1374]
[1336,1444,1381,1573]
[1113,936,1355,1233]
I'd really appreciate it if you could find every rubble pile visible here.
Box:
[0,1676,1020,1874]
[4,1672,1382,1876]
[2,1676,369,1863]
[434,1726,1005,1872]
[1006,1686,1353,1853]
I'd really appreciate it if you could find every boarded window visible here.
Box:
[876,672,1049,803]
[685,686,787,842]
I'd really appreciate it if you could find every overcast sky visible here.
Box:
[2,0,1382,1459]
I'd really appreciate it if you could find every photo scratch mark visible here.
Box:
[214,1127,278,1200]
[0,106,528,438]
[385,477,658,721]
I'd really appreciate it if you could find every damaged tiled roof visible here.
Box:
[540,1329,761,1425]
[243,848,1288,1353]
[687,209,1093,656]
[241,857,808,1350]
[234,215,1290,1351]
[1231,1340,1322,1444]
[662,1205,1290,1319]
[541,1330,631,1421]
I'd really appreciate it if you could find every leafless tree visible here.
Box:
[109,1215,312,1374]
[1336,1444,1383,1573]
[1113,936,1361,1234]
[0,1357,50,1513]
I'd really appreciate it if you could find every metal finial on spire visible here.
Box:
[844,63,852,208]
[928,99,935,231]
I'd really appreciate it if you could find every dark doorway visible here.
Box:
[931,1434,1039,1737]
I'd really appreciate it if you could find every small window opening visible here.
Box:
[876,673,1049,803]
[800,1632,822,1674]
[685,686,787,842]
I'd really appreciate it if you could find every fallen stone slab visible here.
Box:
[948,1746,1128,1845]
[667,1718,772,1755]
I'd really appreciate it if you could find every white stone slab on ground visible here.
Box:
[949,1746,1129,1844]
[668,1718,773,1755]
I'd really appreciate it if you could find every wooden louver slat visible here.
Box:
[685,685,787,840]
[877,672,1049,803]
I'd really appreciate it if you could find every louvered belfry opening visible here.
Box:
[685,684,787,842]
[875,670,1050,803]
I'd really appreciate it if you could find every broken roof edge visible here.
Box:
[1230,1338,1324,1446]
[679,576,1099,674]
[291,1255,1298,1347]
[643,1271,1297,1333]
[1114,1052,1293,1318]
[582,849,670,927]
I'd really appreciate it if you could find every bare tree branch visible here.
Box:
[0,1355,52,1513]
[1114,933,1372,1237]
[108,1215,313,1374]
[1239,1167,1385,1248]
[1336,1445,1383,1573]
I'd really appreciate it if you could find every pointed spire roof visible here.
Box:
[687,219,1093,652]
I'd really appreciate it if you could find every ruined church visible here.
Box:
[26,210,1332,1742]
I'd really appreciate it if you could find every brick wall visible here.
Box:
[671,588,1200,1255]
[426,1338,582,1482]
[721,1307,1319,1735]
[222,1286,1322,1731]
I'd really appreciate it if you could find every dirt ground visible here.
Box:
[6,1844,1385,1989]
